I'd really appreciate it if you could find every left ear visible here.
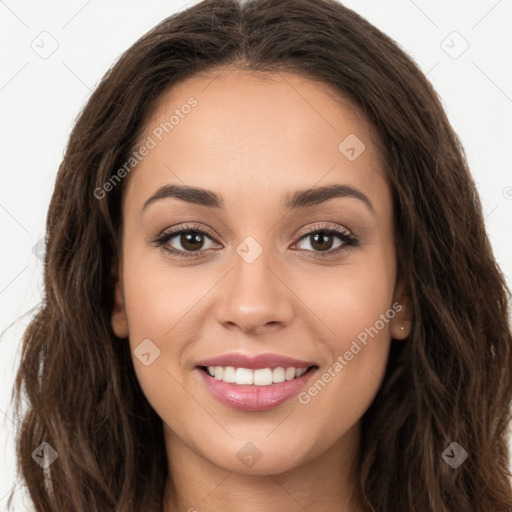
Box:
[390,278,412,340]
[111,259,129,339]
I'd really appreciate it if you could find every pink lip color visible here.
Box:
[198,368,317,411]
[196,352,314,370]
[195,353,318,411]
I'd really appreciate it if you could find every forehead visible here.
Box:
[124,69,390,213]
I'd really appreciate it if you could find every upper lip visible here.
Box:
[195,352,316,370]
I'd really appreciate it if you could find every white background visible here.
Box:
[1,0,511,509]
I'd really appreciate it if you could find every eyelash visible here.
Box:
[151,222,359,260]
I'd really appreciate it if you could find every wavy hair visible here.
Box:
[11,0,512,510]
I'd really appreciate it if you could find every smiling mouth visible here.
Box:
[199,365,318,386]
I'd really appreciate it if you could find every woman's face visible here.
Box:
[112,69,410,475]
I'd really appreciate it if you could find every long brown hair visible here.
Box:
[11,0,512,510]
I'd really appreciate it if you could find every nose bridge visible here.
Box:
[214,234,293,332]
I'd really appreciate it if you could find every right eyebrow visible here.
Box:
[142,184,223,211]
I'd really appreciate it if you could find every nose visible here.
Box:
[214,246,294,334]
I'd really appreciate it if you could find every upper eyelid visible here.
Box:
[156,224,219,243]
[295,223,352,239]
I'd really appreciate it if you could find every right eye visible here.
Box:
[152,225,222,258]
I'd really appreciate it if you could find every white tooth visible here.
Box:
[207,366,215,377]
[222,366,236,383]
[254,368,273,386]
[272,367,285,383]
[214,366,223,380]
[296,368,307,377]
[285,367,296,381]
[235,367,253,385]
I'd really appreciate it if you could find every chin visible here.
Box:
[201,436,314,476]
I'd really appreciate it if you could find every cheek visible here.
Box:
[334,279,395,351]
[119,247,202,398]
[302,250,396,352]
[121,276,204,447]
[121,245,211,346]
[294,254,396,433]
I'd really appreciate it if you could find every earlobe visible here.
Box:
[391,320,412,340]
[390,279,412,340]
[111,265,129,339]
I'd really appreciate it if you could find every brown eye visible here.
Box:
[308,232,338,252]
[293,226,358,255]
[151,224,221,258]
[162,229,218,254]
[178,231,206,251]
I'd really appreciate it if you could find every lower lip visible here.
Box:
[197,367,317,411]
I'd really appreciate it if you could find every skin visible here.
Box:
[111,68,411,512]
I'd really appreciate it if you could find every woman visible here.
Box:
[11,0,512,510]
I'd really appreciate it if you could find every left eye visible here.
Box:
[293,230,346,252]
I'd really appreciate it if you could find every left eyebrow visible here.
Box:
[284,184,375,214]
[142,183,375,214]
